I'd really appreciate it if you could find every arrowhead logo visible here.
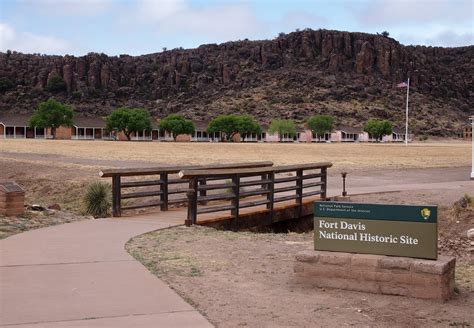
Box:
[421,208,431,220]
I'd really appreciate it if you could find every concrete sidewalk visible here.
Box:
[0,211,212,327]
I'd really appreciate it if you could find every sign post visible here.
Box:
[314,202,438,260]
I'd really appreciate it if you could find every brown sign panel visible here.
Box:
[314,202,438,260]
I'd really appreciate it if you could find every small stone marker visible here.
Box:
[0,182,25,216]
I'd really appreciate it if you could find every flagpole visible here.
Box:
[405,77,410,145]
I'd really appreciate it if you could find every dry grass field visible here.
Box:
[0,139,470,170]
[0,139,471,213]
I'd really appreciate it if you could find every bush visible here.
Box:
[46,76,66,93]
[0,77,14,92]
[83,182,111,218]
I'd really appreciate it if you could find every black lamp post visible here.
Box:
[341,172,347,197]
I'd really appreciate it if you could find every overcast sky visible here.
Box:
[0,0,473,56]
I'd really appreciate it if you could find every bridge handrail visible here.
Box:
[99,161,274,217]
[180,162,332,227]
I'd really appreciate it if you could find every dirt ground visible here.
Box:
[127,191,473,328]
[0,139,471,213]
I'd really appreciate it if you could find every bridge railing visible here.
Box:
[179,162,332,226]
[99,161,273,217]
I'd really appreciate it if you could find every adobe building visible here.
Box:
[0,114,46,139]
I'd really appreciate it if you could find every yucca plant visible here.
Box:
[83,182,111,218]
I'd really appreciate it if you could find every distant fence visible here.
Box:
[99,161,274,217]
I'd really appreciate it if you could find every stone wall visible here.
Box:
[294,250,455,301]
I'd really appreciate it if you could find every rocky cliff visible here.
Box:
[0,29,473,136]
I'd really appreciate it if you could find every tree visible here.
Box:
[29,98,74,139]
[364,119,393,141]
[159,114,195,141]
[381,31,390,38]
[46,76,66,93]
[235,115,262,140]
[307,115,334,141]
[106,108,152,141]
[268,119,297,142]
[207,114,261,141]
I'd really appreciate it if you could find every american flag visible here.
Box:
[397,81,408,88]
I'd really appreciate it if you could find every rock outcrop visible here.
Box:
[0,29,473,136]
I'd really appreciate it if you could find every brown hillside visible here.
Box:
[0,29,472,136]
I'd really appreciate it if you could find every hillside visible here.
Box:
[0,29,473,136]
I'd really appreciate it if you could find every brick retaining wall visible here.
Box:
[294,250,455,301]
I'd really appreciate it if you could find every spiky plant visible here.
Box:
[83,182,111,218]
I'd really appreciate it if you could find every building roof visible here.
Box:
[73,116,106,128]
[392,127,407,134]
[335,125,363,134]
[0,114,31,126]
[193,121,209,130]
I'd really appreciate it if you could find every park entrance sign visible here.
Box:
[314,202,438,260]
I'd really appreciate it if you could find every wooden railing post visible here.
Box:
[112,175,121,217]
[321,167,327,200]
[261,173,267,190]
[296,169,303,217]
[186,177,198,226]
[160,173,168,211]
[231,175,240,230]
[199,178,207,205]
[266,171,275,224]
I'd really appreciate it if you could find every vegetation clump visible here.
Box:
[159,114,195,141]
[207,114,261,141]
[83,182,111,218]
[106,107,152,141]
[46,75,67,93]
[268,119,297,142]
[29,98,74,139]
[307,115,334,141]
[364,119,393,141]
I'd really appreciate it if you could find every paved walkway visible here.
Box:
[0,210,212,327]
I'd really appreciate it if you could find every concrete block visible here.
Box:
[350,254,380,268]
[318,251,351,266]
[295,250,319,263]
[379,257,411,271]
[412,256,455,275]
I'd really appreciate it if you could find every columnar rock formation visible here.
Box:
[0,29,473,136]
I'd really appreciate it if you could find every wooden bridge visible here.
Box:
[100,161,332,230]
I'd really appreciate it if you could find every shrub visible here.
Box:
[83,182,111,218]
[46,76,66,93]
[0,77,14,92]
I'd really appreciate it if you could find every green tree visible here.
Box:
[159,114,195,141]
[236,115,262,140]
[363,119,393,141]
[307,115,334,141]
[106,108,152,141]
[29,98,74,139]
[46,76,67,93]
[268,119,297,142]
[207,114,261,141]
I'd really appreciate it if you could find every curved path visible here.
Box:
[0,211,212,327]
